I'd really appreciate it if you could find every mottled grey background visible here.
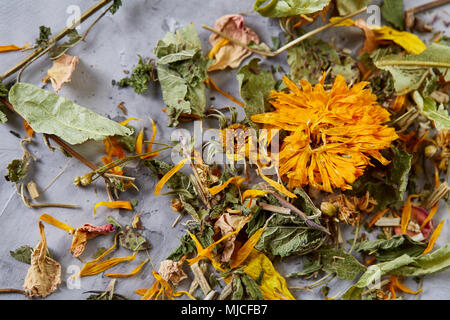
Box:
[0,0,448,300]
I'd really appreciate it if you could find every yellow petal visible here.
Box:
[39,214,75,234]
[241,189,270,202]
[257,168,297,198]
[243,249,295,300]
[208,176,245,196]
[154,158,188,195]
[400,195,419,234]
[187,229,241,271]
[0,43,30,52]
[230,227,265,269]
[94,201,133,216]
[80,251,137,277]
[374,26,426,54]
[207,38,229,59]
[136,127,144,154]
[120,117,140,126]
[141,118,158,159]
[420,204,438,229]
[422,219,445,255]
[105,259,149,278]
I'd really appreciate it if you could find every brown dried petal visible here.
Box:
[23,222,61,298]
[158,259,188,286]
[47,54,79,92]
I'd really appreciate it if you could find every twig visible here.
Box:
[0,288,28,296]
[258,201,291,214]
[0,0,114,81]
[348,214,361,254]
[40,159,71,194]
[201,7,367,57]
[271,192,330,235]
[190,262,211,296]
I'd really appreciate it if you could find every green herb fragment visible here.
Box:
[374,43,450,94]
[354,235,426,262]
[381,0,404,30]
[10,245,51,264]
[154,23,210,126]
[10,245,33,264]
[236,58,276,123]
[8,83,132,145]
[36,25,51,49]
[49,29,83,60]
[109,0,123,14]
[118,225,151,251]
[117,55,155,94]
[231,272,264,300]
[253,0,330,18]
[5,158,29,182]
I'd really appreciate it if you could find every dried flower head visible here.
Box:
[328,192,377,225]
[251,75,398,192]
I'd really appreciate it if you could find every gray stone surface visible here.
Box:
[0,0,448,300]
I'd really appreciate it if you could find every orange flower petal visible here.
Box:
[154,158,188,195]
[94,201,133,216]
[39,214,75,234]
[208,176,245,196]
[400,195,419,234]
[230,227,265,269]
[422,219,445,255]
[105,259,149,278]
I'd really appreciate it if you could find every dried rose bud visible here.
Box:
[320,202,337,216]
[424,144,437,158]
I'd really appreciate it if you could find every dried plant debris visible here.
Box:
[0,0,449,301]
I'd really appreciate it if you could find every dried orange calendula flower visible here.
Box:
[251,75,398,192]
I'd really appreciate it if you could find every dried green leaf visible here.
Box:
[287,34,340,84]
[421,95,450,131]
[154,23,209,127]
[374,43,450,94]
[343,244,450,299]
[255,213,325,257]
[118,225,151,251]
[254,0,331,18]
[287,257,322,278]
[237,58,276,122]
[10,245,33,264]
[336,0,371,16]
[354,235,426,262]
[319,248,366,281]
[8,83,132,145]
[381,0,404,30]
[241,273,265,300]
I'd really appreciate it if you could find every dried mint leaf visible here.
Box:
[237,58,276,123]
[319,248,366,281]
[8,83,132,145]
[110,0,122,14]
[354,234,426,262]
[255,213,325,257]
[10,245,33,264]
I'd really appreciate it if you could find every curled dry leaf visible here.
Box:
[23,222,61,298]
[158,259,188,286]
[214,212,251,262]
[208,15,260,71]
[47,54,79,92]
[70,224,115,258]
